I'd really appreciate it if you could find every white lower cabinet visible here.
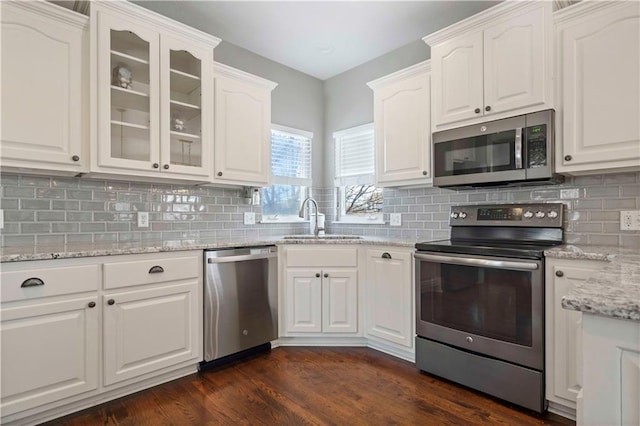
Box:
[0,251,202,425]
[545,258,605,418]
[364,248,414,352]
[282,246,359,336]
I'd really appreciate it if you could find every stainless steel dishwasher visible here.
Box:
[203,246,278,362]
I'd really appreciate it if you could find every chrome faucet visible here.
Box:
[299,197,324,237]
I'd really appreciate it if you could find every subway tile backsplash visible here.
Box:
[1,172,639,248]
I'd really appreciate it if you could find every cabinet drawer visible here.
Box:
[103,254,199,290]
[1,265,100,303]
[285,247,358,268]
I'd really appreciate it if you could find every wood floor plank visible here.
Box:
[45,347,575,426]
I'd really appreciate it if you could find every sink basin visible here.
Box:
[282,235,363,240]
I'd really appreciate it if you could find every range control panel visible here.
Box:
[449,203,564,227]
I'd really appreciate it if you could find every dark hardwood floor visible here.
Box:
[46,347,574,425]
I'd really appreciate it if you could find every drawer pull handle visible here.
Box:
[88,301,96,308]
[149,265,165,274]
[107,299,115,306]
[21,277,45,288]
[382,252,392,259]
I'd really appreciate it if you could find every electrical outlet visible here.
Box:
[244,212,256,225]
[390,213,402,227]
[620,210,640,230]
[137,212,149,228]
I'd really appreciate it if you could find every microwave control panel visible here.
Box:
[449,203,563,227]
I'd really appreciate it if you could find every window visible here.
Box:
[334,123,383,223]
[262,124,312,222]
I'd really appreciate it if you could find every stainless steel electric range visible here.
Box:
[414,203,564,413]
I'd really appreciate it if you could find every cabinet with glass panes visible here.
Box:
[90,1,219,181]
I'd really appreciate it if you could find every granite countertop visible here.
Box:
[0,235,418,263]
[546,245,640,322]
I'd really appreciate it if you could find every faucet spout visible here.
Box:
[299,197,323,237]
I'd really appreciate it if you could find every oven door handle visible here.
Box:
[414,253,538,271]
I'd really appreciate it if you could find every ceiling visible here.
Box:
[52,1,501,80]
[131,1,500,80]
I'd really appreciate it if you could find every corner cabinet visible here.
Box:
[211,63,277,187]
[0,0,88,175]
[90,1,220,182]
[367,61,432,187]
[364,248,414,360]
[554,1,640,175]
[425,1,553,131]
[545,257,604,419]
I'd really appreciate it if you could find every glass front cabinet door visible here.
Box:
[91,2,217,181]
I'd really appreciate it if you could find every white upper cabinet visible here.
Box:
[0,1,88,175]
[212,63,277,187]
[90,1,219,182]
[425,1,553,131]
[555,1,640,175]
[367,61,432,187]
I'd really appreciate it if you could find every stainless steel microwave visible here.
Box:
[433,110,562,188]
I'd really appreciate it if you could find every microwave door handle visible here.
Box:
[515,127,523,169]
[414,253,538,271]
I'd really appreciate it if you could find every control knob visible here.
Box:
[547,210,558,219]
[523,211,534,219]
[450,212,459,219]
[458,212,467,219]
[535,211,546,218]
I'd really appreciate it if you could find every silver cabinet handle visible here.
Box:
[21,277,44,288]
[414,253,538,271]
[148,265,164,274]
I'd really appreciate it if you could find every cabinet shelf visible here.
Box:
[170,68,200,95]
[170,99,201,121]
[170,130,201,140]
[111,50,150,84]
[111,86,149,112]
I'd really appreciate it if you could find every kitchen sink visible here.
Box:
[282,235,363,240]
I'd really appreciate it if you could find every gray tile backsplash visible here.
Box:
[1,172,639,248]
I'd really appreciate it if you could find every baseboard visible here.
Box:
[366,339,415,363]
[547,400,576,421]
[275,336,368,347]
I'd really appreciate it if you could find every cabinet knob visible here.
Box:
[107,299,115,305]
[323,273,329,278]
[422,171,428,176]
[88,301,96,308]
[474,108,481,114]
[564,155,572,162]
[315,273,320,278]
[72,155,80,162]
[555,270,564,277]
[21,277,45,288]
[485,106,491,112]
[217,172,223,177]
[381,252,392,259]
[153,163,159,169]
[163,164,170,170]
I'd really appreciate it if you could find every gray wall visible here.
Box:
[215,42,325,185]
[322,39,429,186]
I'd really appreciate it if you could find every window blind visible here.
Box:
[270,125,312,186]
[334,123,375,187]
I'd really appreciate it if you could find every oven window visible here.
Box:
[419,262,532,346]
[434,130,517,177]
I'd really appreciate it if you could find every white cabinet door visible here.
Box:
[484,4,547,116]
[431,31,484,127]
[160,34,213,179]
[365,249,413,348]
[285,269,322,333]
[556,2,640,174]
[213,63,275,186]
[322,269,358,333]
[0,2,87,174]
[371,63,432,186]
[0,296,99,416]
[545,258,603,412]
[103,281,199,386]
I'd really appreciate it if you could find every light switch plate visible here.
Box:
[390,213,402,227]
[137,212,149,228]
[244,212,256,225]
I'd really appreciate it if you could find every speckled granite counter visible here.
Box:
[546,245,640,322]
[0,236,417,263]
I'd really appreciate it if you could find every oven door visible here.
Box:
[415,252,544,370]
[433,115,526,187]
